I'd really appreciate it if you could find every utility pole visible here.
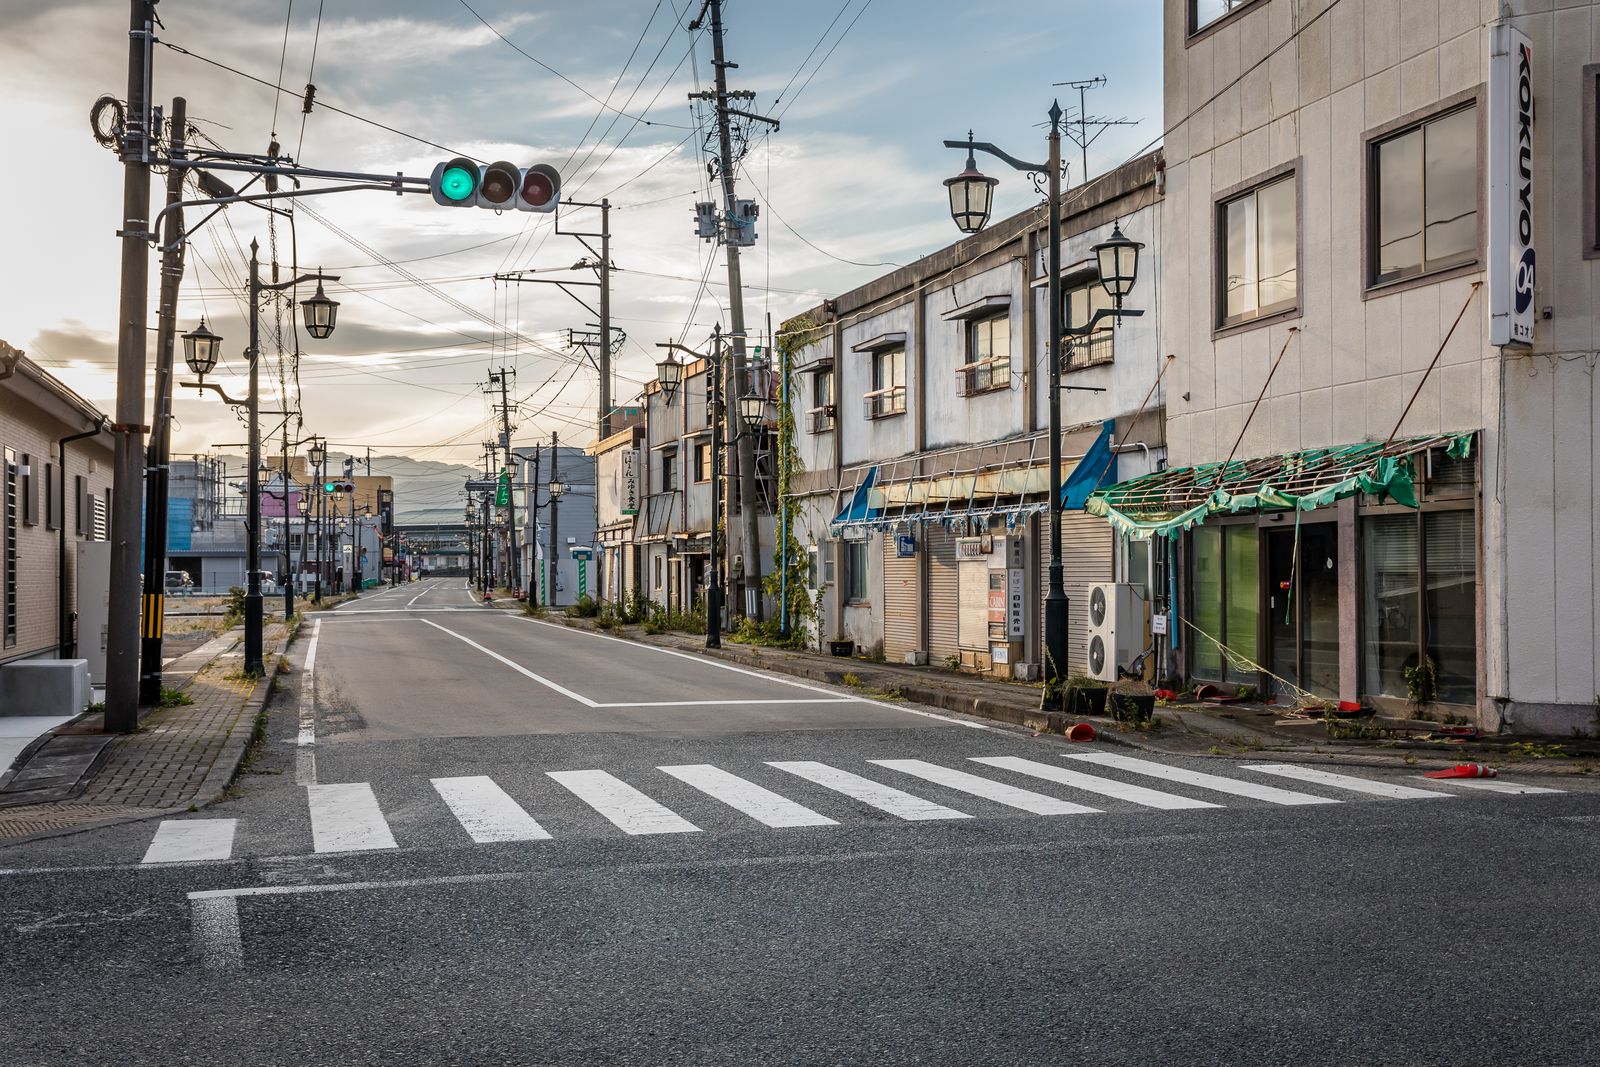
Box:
[547,433,560,606]
[528,445,541,603]
[486,369,519,593]
[689,0,777,622]
[105,0,157,733]
[137,94,185,707]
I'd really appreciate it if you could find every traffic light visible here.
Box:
[429,159,560,212]
[323,481,355,494]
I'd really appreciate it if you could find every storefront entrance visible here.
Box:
[1265,523,1339,700]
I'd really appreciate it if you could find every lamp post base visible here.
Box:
[243,593,264,675]
[706,586,723,650]
[1043,584,1070,711]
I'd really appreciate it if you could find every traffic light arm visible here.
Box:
[154,182,424,252]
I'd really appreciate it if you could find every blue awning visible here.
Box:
[1060,419,1117,510]
[831,466,880,527]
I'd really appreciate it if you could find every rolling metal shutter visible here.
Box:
[1037,511,1115,676]
[882,535,920,660]
[926,526,960,662]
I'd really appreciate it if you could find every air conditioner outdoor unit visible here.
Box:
[1086,582,1145,683]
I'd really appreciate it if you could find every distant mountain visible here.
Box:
[216,452,481,524]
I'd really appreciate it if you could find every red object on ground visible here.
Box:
[1423,763,1498,779]
[1154,689,1176,701]
[1337,700,1362,712]
[1066,723,1096,743]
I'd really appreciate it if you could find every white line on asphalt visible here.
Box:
[1062,753,1340,806]
[296,618,321,785]
[191,895,242,971]
[515,616,989,728]
[1243,764,1453,799]
[142,819,239,864]
[547,769,700,835]
[659,764,837,828]
[420,618,598,707]
[431,776,552,843]
[969,756,1223,810]
[592,698,856,708]
[319,608,485,615]
[407,586,429,607]
[305,782,399,853]
[1416,777,1566,795]
[869,759,1102,815]
[767,761,973,821]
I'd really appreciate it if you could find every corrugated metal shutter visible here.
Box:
[927,526,960,662]
[882,535,920,660]
[1038,512,1114,675]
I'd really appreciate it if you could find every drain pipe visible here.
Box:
[58,417,107,657]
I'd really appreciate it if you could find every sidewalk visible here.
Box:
[0,621,293,845]
[532,608,1599,777]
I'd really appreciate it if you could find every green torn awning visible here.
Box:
[1085,432,1475,541]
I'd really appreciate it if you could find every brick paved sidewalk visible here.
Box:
[0,622,292,844]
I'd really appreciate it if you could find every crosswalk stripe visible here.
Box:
[869,759,1101,815]
[1417,777,1566,795]
[431,776,552,843]
[306,783,399,853]
[969,756,1222,810]
[547,769,700,835]
[767,761,973,821]
[1244,764,1452,799]
[142,819,237,864]
[658,764,837,828]
[1062,752,1339,806]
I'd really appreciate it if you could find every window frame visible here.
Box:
[807,367,835,434]
[1584,63,1600,259]
[659,448,678,493]
[1213,161,1302,337]
[1186,0,1266,43]
[1185,519,1262,687]
[867,346,907,419]
[1362,90,1485,298]
[1062,274,1116,369]
[843,538,869,604]
[959,313,1012,396]
[693,442,712,484]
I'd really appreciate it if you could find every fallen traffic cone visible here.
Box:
[1066,722,1096,743]
[1423,763,1498,779]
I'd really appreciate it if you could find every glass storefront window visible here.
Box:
[1362,514,1419,699]
[1189,524,1258,684]
[1425,511,1476,703]
[1191,527,1223,676]
[1362,509,1476,705]
[1224,526,1259,667]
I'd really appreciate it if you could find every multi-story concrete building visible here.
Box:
[1114,0,1599,731]
[0,346,114,671]
[784,153,1165,679]
[591,423,645,605]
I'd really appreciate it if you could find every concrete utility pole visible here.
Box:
[547,433,560,605]
[689,0,777,621]
[137,94,185,707]
[486,369,519,593]
[528,445,541,603]
[105,0,157,732]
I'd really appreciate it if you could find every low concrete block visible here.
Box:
[0,660,91,717]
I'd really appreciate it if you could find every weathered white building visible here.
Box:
[1120,0,1600,731]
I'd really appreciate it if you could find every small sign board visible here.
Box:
[570,545,594,560]
[1007,568,1025,639]
[956,535,992,559]
[1151,613,1168,636]
[620,448,640,516]
[895,532,917,558]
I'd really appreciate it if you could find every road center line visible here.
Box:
[296,619,321,785]
[419,618,598,707]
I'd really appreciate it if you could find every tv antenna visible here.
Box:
[1051,76,1139,183]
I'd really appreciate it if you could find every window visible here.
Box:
[1585,64,1600,257]
[1219,173,1297,327]
[1188,524,1258,683]
[660,450,677,492]
[866,347,906,418]
[694,442,712,483]
[44,462,56,531]
[654,555,663,591]
[807,369,835,434]
[843,539,868,602]
[20,454,35,526]
[1064,279,1115,367]
[1362,509,1476,705]
[75,476,87,535]
[1190,0,1260,35]
[961,316,1010,394]
[1371,105,1478,286]
[3,449,16,647]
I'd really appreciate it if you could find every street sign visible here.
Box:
[495,470,510,507]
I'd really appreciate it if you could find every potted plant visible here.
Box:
[1108,678,1156,723]
[1063,673,1108,717]
[827,634,855,657]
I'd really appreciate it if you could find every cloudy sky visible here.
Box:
[2,0,1160,478]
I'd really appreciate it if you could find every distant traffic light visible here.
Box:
[429,159,560,212]
[323,481,355,494]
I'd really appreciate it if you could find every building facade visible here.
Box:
[1130,0,1600,731]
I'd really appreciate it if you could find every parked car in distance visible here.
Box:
[164,570,194,594]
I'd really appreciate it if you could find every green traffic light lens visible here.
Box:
[441,166,476,202]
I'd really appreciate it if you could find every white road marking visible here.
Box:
[659,764,837,828]
[190,895,242,971]
[870,759,1101,815]
[420,619,598,706]
[767,761,972,821]
[431,776,551,843]
[142,819,238,864]
[407,586,429,607]
[969,756,1222,810]
[516,616,989,728]
[1244,764,1452,799]
[1418,777,1566,795]
[295,618,321,785]
[593,698,856,708]
[305,782,399,853]
[547,769,700,835]
[1063,753,1339,806]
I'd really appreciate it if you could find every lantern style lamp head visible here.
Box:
[655,352,684,403]
[1093,222,1144,306]
[944,136,999,235]
[181,319,222,378]
[307,440,325,469]
[737,391,766,433]
[548,477,568,500]
[300,281,340,340]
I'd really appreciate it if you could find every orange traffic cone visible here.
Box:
[1423,763,1498,779]
[1067,723,1096,743]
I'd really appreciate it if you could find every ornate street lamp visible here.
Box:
[737,391,766,434]
[1093,223,1144,308]
[300,281,340,340]
[181,319,222,378]
[548,476,568,499]
[655,351,684,403]
[943,135,999,234]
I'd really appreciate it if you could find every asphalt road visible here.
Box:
[3,577,1597,1066]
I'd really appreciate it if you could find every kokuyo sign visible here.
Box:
[1489,23,1535,347]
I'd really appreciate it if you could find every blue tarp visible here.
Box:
[1060,419,1117,510]
[831,466,880,527]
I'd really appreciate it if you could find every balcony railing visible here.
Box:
[955,357,1011,397]
[862,386,905,420]
[1063,330,1114,370]
[805,404,836,434]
